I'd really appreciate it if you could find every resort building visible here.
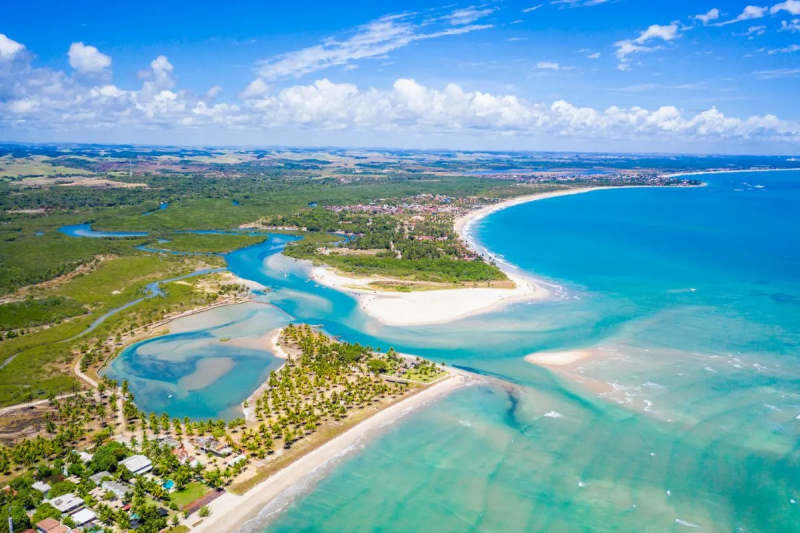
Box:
[120,454,153,475]
[156,436,182,449]
[101,479,132,500]
[35,518,72,533]
[196,436,233,457]
[45,493,84,514]
[70,508,97,528]
[89,471,112,484]
[31,481,51,496]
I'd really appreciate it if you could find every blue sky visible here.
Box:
[1,0,799,153]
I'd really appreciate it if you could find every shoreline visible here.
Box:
[193,373,472,533]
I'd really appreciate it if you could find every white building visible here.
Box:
[32,481,51,496]
[120,454,152,475]
[71,508,97,527]
[45,493,84,514]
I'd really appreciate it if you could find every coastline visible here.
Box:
[309,186,630,327]
[193,373,472,533]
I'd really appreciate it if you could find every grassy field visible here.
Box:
[0,296,87,331]
[170,481,211,509]
[150,233,268,254]
[0,157,93,179]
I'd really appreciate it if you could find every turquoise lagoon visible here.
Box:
[106,172,800,532]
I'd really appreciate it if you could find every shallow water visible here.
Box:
[105,172,800,531]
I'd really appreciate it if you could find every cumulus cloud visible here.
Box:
[771,0,800,14]
[1,46,798,147]
[256,9,492,80]
[715,5,768,26]
[68,42,111,73]
[0,34,24,60]
[240,78,270,99]
[614,23,680,70]
[780,18,800,31]
[693,8,720,25]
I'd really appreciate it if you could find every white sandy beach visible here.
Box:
[311,266,545,326]
[194,374,470,533]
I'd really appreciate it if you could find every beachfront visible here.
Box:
[192,373,472,533]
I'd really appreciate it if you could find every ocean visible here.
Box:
[106,171,800,532]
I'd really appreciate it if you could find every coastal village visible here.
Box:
[0,322,453,533]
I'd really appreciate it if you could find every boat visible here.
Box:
[167,394,173,399]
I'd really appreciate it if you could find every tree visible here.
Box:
[32,503,62,524]
[48,480,78,498]
[0,504,31,533]
[198,505,211,518]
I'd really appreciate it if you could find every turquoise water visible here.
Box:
[59,223,148,238]
[104,172,800,531]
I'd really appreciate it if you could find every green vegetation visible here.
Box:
[0,254,225,406]
[169,482,209,509]
[277,206,507,284]
[0,296,87,332]
[301,254,503,283]
[145,232,268,254]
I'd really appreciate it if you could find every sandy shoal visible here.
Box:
[193,374,470,533]
[524,350,595,367]
[311,267,546,326]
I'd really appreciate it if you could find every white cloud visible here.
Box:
[744,25,767,36]
[537,61,562,69]
[205,85,223,99]
[522,4,543,13]
[551,0,612,7]
[240,78,270,99]
[771,0,800,15]
[0,34,24,60]
[693,8,720,25]
[256,10,493,80]
[588,52,601,58]
[780,18,800,31]
[614,23,680,70]
[715,5,768,26]
[1,48,798,147]
[68,42,111,73]
[753,67,800,78]
[444,7,495,25]
[506,37,528,42]
[768,43,800,53]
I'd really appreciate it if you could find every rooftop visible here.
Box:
[71,508,97,526]
[120,454,152,473]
